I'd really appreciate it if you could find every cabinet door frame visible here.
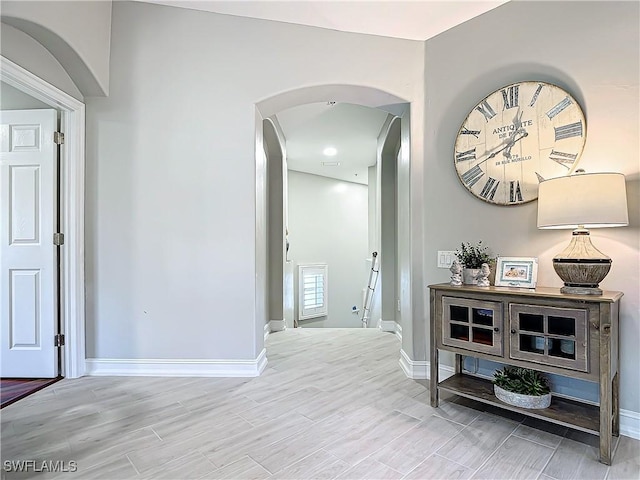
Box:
[509,304,589,372]
[442,296,503,356]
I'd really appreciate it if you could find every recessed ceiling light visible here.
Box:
[322,161,341,167]
[323,147,337,156]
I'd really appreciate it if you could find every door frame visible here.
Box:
[1,55,86,378]
[256,86,416,359]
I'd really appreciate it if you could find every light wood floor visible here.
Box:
[1,328,638,479]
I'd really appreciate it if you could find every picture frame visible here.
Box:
[495,257,538,288]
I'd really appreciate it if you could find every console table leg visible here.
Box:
[612,372,620,437]
[455,354,463,375]
[599,321,613,465]
[430,346,439,407]
[430,289,439,408]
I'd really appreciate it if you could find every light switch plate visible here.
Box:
[437,251,456,269]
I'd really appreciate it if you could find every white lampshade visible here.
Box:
[537,172,629,229]
[537,171,628,295]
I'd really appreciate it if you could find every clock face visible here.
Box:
[454,81,586,205]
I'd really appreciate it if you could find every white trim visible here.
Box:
[399,349,454,380]
[85,349,268,378]
[265,320,286,341]
[1,56,86,378]
[269,319,286,332]
[399,349,427,379]
[379,319,402,341]
[379,319,396,332]
[620,408,640,440]
[395,322,402,341]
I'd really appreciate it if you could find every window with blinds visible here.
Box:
[298,264,328,320]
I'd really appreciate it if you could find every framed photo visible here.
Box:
[495,257,538,288]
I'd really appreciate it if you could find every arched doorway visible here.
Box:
[255,85,417,371]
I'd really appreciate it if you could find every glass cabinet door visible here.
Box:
[509,304,588,372]
[442,297,503,356]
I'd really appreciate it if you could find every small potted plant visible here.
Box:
[455,241,494,285]
[493,366,551,409]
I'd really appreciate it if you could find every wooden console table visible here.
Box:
[429,283,622,465]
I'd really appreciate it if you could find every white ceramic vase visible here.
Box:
[462,268,480,285]
[494,385,551,409]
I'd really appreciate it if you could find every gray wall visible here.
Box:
[1,0,112,96]
[85,0,424,361]
[288,171,369,328]
[367,164,382,326]
[265,120,284,324]
[0,82,51,109]
[423,0,639,413]
[380,119,400,326]
[0,23,83,101]
[367,164,377,254]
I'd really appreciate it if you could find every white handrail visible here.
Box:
[360,252,379,328]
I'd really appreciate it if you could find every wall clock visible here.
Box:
[454,81,586,205]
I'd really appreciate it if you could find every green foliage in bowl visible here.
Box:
[493,366,550,396]
[455,241,493,269]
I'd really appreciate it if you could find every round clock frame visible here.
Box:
[454,81,587,205]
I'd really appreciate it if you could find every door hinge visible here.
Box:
[53,233,65,246]
[54,334,65,347]
[53,132,65,145]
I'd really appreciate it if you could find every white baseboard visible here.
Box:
[380,320,402,341]
[85,349,267,378]
[379,319,396,332]
[399,349,426,379]
[399,349,454,380]
[620,408,640,440]
[269,319,286,332]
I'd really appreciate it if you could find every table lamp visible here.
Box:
[537,171,628,295]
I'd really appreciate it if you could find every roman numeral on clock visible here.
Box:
[479,177,500,200]
[460,127,481,138]
[529,83,543,106]
[476,100,497,122]
[455,148,476,162]
[461,165,484,187]
[549,150,578,169]
[509,180,523,203]
[554,121,583,141]
[546,96,573,119]
[501,85,519,110]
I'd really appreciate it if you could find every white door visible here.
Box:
[1,109,57,378]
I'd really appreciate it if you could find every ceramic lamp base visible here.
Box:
[554,259,611,295]
[560,284,604,296]
[552,228,612,296]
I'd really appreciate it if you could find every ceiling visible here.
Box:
[276,102,389,185]
[139,1,508,42]
[138,1,509,185]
